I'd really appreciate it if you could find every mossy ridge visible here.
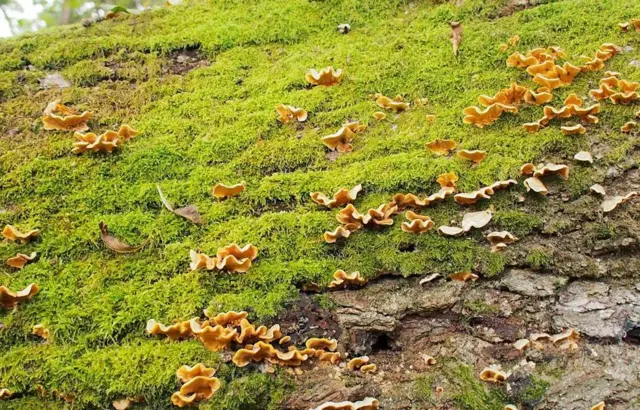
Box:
[1,0,640,407]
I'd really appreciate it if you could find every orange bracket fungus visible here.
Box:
[462,103,517,127]
[72,125,137,154]
[313,397,380,410]
[591,402,606,410]
[2,225,40,244]
[479,365,509,383]
[573,151,593,164]
[579,43,620,72]
[212,182,245,199]
[32,324,50,340]
[322,121,367,153]
[453,180,516,205]
[189,243,258,273]
[478,83,528,106]
[7,252,37,269]
[523,177,548,195]
[506,52,539,68]
[436,172,458,188]
[190,319,238,351]
[621,121,636,133]
[146,319,194,340]
[425,139,457,155]
[275,104,308,123]
[210,310,248,327]
[372,111,387,120]
[232,341,308,367]
[170,375,221,408]
[319,351,341,364]
[176,364,216,382]
[533,163,569,180]
[561,124,586,135]
[590,184,606,196]
[0,389,12,400]
[422,354,437,365]
[375,93,410,112]
[486,231,518,252]
[347,356,369,370]
[157,185,202,225]
[235,318,281,344]
[328,270,367,289]
[99,222,149,254]
[42,99,92,132]
[360,364,377,373]
[601,191,638,213]
[401,211,434,233]
[323,225,355,243]
[457,149,487,164]
[590,75,640,105]
[306,337,338,351]
[550,328,580,351]
[450,271,479,282]
[305,67,343,86]
[0,283,39,309]
[311,185,362,208]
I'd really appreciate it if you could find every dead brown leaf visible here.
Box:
[157,185,203,225]
[450,22,463,56]
[99,222,150,254]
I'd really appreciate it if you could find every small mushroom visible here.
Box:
[424,139,457,155]
[450,271,479,282]
[305,67,343,86]
[573,151,593,164]
[457,149,488,164]
[212,182,246,199]
[523,177,548,195]
[590,184,606,196]
[7,252,37,269]
[372,111,387,120]
[337,23,351,34]
[2,225,40,244]
[601,191,638,212]
[347,356,369,370]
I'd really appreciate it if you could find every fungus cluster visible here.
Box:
[479,364,509,383]
[486,231,518,252]
[324,202,396,243]
[327,270,367,289]
[275,104,308,123]
[374,93,410,112]
[313,397,380,410]
[171,364,221,408]
[322,121,367,153]
[618,19,640,32]
[401,211,434,234]
[520,163,569,195]
[189,243,258,273]
[2,225,39,243]
[311,185,362,208]
[523,93,600,133]
[42,100,92,132]
[514,328,580,352]
[346,356,376,373]
[306,67,343,86]
[72,125,138,154]
[7,252,37,269]
[589,72,639,105]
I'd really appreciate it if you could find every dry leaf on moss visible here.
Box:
[311,185,362,208]
[176,364,216,383]
[328,270,367,289]
[99,222,149,254]
[42,100,92,132]
[0,283,39,309]
[401,211,434,233]
[322,121,366,153]
[157,185,202,225]
[305,67,343,86]
[425,139,456,155]
[621,121,636,133]
[450,22,463,56]
[437,225,465,236]
[313,397,379,410]
[2,225,40,244]
[275,104,308,123]
[573,151,593,163]
[170,375,221,408]
[450,271,479,282]
[457,150,487,164]
[32,324,50,340]
[7,252,37,269]
[561,124,586,135]
[601,191,638,213]
[523,177,548,195]
[212,182,245,199]
[375,94,410,112]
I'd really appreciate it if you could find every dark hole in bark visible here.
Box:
[371,332,393,352]
[398,243,416,253]
[624,327,640,344]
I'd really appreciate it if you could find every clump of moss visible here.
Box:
[511,375,549,408]
[463,299,500,315]
[492,210,542,237]
[444,361,508,410]
[525,247,554,271]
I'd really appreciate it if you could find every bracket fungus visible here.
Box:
[306,337,338,351]
[550,328,580,351]
[157,185,202,225]
[513,339,530,352]
[189,243,258,273]
[523,177,548,195]
[461,210,492,231]
[401,211,434,233]
[232,341,309,367]
[573,151,593,164]
[360,364,377,373]
[454,180,515,205]
[372,111,386,120]
[176,364,216,382]
[0,283,39,308]
[457,149,487,164]
[42,100,92,132]
[422,354,437,365]
[212,182,245,199]
[601,191,638,213]
[311,185,362,208]
[533,163,569,180]
[347,356,369,370]
[591,402,606,410]
[322,121,367,153]
[437,225,465,236]
[450,271,479,282]
[146,319,194,340]
[190,319,238,351]
[561,124,586,135]
[479,365,509,383]
[235,318,281,344]
[319,351,341,364]
[487,231,518,252]
[621,121,636,133]
[32,324,50,340]
[425,139,457,155]
[210,310,248,327]
[275,104,308,123]
[590,184,606,196]
[72,125,137,154]
[328,270,367,289]
[375,94,410,112]
[2,225,40,244]
[305,67,343,86]
[99,222,149,254]
[462,103,517,127]
[323,225,355,243]
[313,397,380,410]
[7,252,37,269]
[0,389,12,400]
[478,83,528,106]
[436,172,458,188]
[170,375,221,408]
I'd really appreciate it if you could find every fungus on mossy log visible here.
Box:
[210,310,248,326]
[486,231,518,252]
[2,225,40,243]
[235,318,281,343]
[212,182,245,199]
[72,125,137,154]
[328,270,367,289]
[146,318,194,340]
[170,375,221,408]
[401,211,434,233]
[321,121,367,153]
[453,180,516,205]
[0,283,39,308]
[462,103,517,127]
[374,93,410,112]
[275,104,308,123]
[7,252,37,269]
[189,319,238,351]
[424,138,456,155]
[176,364,216,383]
[311,184,362,208]
[42,100,92,132]
[305,67,343,86]
[189,243,258,273]
[457,149,487,164]
[601,192,638,213]
[479,366,509,383]
[313,397,380,410]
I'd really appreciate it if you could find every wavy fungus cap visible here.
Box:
[2,225,40,244]
[479,366,509,383]
[328,270,367,289]
[42,100,92,132]
[313,397,380,410]
[176,364,216,382]
[7,252,37,269]
[306,337,338,351]
[170,376,221,408]
[0,283,39,309]
[146,318,193,340]
[311,185,362,208]
[275,104,308,123]
[212,182,246,199]
[457,149,488,164]
[375,94,410,112]
[424,139,457,155]
[305,67,343,86]
[401,211,434,233]
[462,103,517,127]
[322,121,366,152]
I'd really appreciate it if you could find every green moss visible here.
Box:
[444,361,507,410]
[1,0,640,407]
[463,299,500,315]
[525,247,555,271]
[515,376,549,407]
